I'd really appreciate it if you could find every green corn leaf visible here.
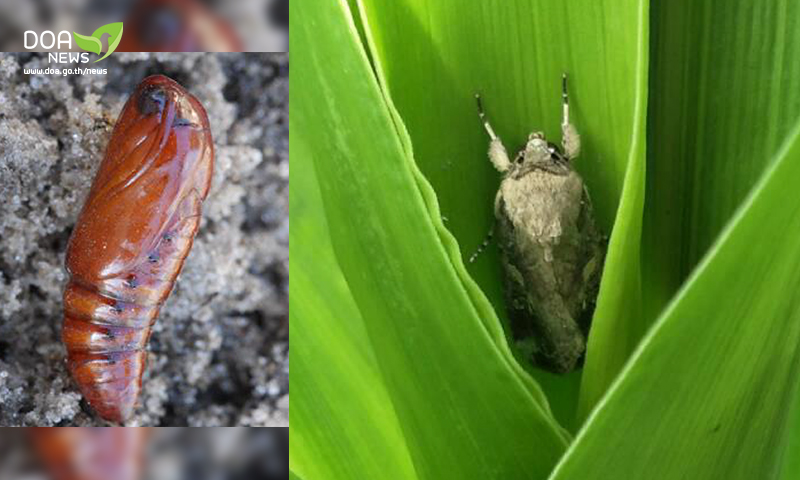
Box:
[552,117,800,479]
[290,130,416,480]
[290,470,305,480]
[354,0,649,428]
[643,1,800,325]
[293,0,570,477]
[292,0,800,478]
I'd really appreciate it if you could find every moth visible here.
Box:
[62,75,214,422]
[473,75,604,373]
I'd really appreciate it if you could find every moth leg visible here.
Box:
[476,94,512,173]
[468,191,505,263]
[468,223,495,263]
[468,192,504,263]
[561,73,581,160]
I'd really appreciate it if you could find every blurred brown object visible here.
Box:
[117,0,243,52]
[30,428,148,480]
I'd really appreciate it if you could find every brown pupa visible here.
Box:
[62,74,214,422]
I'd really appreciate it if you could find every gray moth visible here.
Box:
[473,75,605,373]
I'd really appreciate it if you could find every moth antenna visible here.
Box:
[475,93,499,141]
[562,73,570,127]
[469,225,495,263]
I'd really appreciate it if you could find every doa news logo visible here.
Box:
[24,22,123,63]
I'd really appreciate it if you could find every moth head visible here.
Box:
[523,132,551,163]
[525,132,548,150]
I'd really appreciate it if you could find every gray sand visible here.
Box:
[0,53,288,426]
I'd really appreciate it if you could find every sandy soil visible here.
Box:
[0,52,288,426]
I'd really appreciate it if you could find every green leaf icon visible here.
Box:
[72,22,123,63]
[72,32,102,54]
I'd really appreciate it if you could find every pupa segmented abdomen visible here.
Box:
[62,74,214,423]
